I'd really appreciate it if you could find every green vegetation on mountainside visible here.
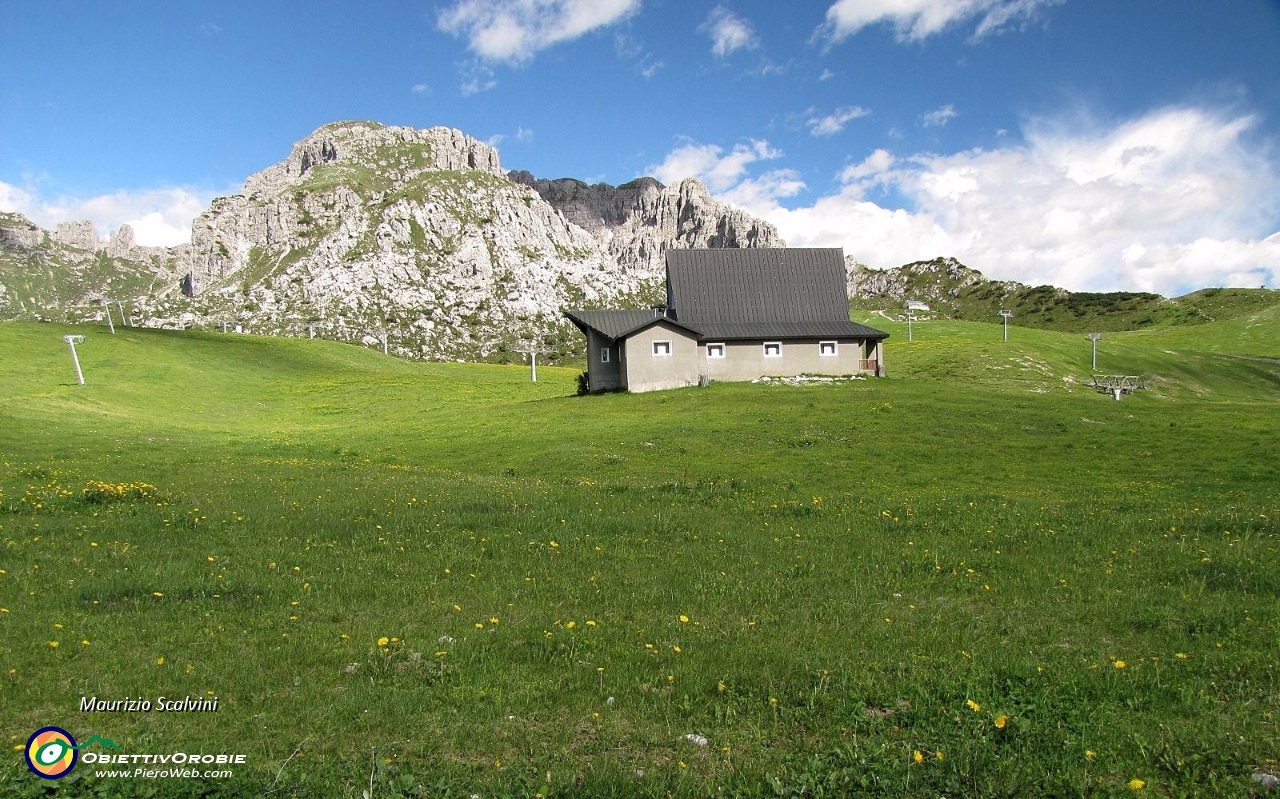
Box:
[852,257,1280,334]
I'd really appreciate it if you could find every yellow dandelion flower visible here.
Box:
[81,640,90,647]
[453,604,461,612]
[936,751,944,761]
[586,620,597,627]
[913,750,924,764]
[377,636,389,647]
[667,674,674,682]
[1085,750,1096,761]
[1114,660,1126,669]
[672,645,681,653]
[565,621,576,629]
[46,641,59,649]
[679,615,689,623]
[717,680,726,692]
[475,623,484,630]
[994,714,1007,729]
[156,656,165,666]
[966,699,981,712]
[488,617,499,624]
[152,592,163,598]
[1175,653,1188,660]
[1128,778,1145,790]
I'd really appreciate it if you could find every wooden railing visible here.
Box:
[858,359,878,373]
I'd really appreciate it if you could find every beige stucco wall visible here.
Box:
[623,322,700,392]
[700,338,880,381]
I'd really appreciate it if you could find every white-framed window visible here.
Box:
[652,340,672,357]
[819,341,838,356]
[706,343,725,359]
[764,341,782,357]
[601,347,610,363]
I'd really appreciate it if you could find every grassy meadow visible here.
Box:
[1,305,1278,797]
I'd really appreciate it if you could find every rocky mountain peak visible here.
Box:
[512,171,782,276]
[242,121,504,197]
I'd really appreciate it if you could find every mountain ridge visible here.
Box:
[3,122,1276,356]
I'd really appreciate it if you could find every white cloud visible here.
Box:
[639,58,664,79]
[807,105,872,137]
[818,68,836,81]
[921,104,958,127]
[0,181,215,247]
[515,126,534,142]
[647,138,781,193]
[665,107,1280,294]
[721,170,807,209]
[459,62,497,95]
[438,0,641,64]
[820,0,1064,44]
[839,148,896,185]
[701,6,759,57]
[411,83,431,94]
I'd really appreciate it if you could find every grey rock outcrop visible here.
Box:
[53,221,101,250]
[510,172,782,277]
[0,212,45,248]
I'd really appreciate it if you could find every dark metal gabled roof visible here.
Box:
[563,309,699,341]
[665,248,852,324]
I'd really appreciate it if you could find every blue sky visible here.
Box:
[2,0,1278,295]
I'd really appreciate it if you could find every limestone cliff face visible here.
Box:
[509,172,783,278]
[168,121,649,360]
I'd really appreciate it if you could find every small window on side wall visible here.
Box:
[601,348,610,363]
[706,343,725,359]
[764,341,782,357]
[652,340,672,357]
[819,341,837,356]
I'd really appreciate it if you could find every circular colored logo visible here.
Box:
[25,727,77,779]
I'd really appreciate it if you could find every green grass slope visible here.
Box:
[851,256,1280,334]
[0,320,1276,797]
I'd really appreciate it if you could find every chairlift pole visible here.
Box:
[516,346,543,382]
[102,301,115,334]
[1087,333,1102,371]
[63,335,86,385]
[999,310,1013,341]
